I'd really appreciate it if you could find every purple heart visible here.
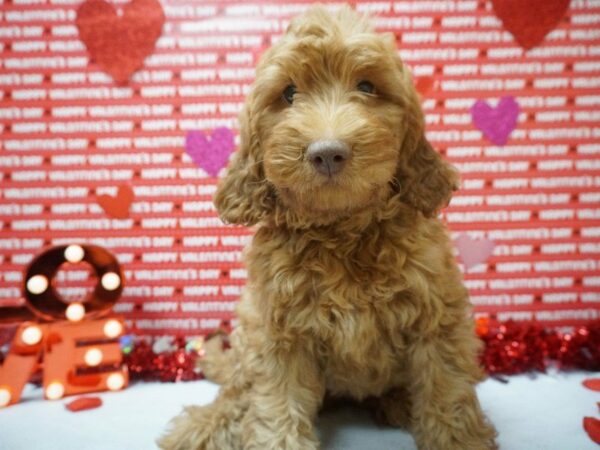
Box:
[471,96,519,146]
[185,127,235,177]
[455,234,495,271]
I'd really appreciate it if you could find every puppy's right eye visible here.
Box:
[283,85,296,104]
[357,80,375,94]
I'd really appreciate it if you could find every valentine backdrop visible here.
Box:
[1,0,599,340]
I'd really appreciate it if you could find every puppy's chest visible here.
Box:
[256,230,411,395]
[317,299,406,397]
[310,265,408,397]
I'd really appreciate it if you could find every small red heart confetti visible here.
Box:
[185,128,235,177]
[583,417,600,445]
[583,379,600,392]
[65,396,103,412]
[76,0,165,84]
[491,0,570,50]
[455,234,495,270]
[97,184,134,219]
[415,76,434,97]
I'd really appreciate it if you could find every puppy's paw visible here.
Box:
[157,406,216,450]
[414,421,498,450]
[467,422,498,450]
[243,435,320,450]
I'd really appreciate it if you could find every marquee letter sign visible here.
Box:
[0,244,129,407]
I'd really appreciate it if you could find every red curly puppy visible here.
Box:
[159,6,497,450]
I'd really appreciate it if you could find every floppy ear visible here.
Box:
[213,98,275,226]
[396,135,459,217]
[390,58,459,218]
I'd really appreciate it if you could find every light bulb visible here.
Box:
[0,388,11,407]
[101,272,121,291]
[21,325,43,346]
[64,245,84,263]
[26,275,48,295]
[106,373,125,391]
[45,382,65,400]
[66,302,85,322]
[103,319,123,338]
[84,348,103,366]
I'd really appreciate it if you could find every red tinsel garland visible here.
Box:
[124,336,204,383]
[477,319,600,375]
[124,320,600,382]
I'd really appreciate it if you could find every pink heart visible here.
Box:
[455,234,495,270]
[471,96,519,146]
[185,128,235,177]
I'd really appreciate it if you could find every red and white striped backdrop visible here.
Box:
[1,0,599,339]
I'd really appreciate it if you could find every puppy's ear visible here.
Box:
[213,99,274,226]
[390,60,459,217]
[396,132,459,218]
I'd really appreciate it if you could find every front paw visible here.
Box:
[243,435,319,450]
[158,405,240,450]
[157,406,206,450]
[415,421,497,450]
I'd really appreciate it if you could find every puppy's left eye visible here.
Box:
[283,84,296,104]
[357,80,375,94]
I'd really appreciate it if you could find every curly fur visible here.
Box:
[159,6,497,450]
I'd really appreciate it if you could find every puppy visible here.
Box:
[159,6,497,450]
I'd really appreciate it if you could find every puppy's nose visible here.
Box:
[306,140,350,176]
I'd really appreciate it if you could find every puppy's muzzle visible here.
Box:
[306,140,351,177]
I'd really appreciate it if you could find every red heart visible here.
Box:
[583,379,600,392]
[66,396,103,412]
[97,185,134,219]
[76,0,165,84]
[491,0,569,50]
[583,417,600,445]
[415,77,434,97]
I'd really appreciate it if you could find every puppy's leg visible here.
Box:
[407,330,497,450]
[157,383,247,450]
[199,332,235,385]
[158,327,250,450]
[241,340,325,450]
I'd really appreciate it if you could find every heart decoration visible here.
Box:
[66,396,103,412]
[455,234,495,270]
[583,379,600,392]
[76,0,165,84]
[491,0,570,50]
[97,184,134,219]
[415,76,434,97]
[185,128,236,177]
[584,417,600,445]
[471,96,519,146]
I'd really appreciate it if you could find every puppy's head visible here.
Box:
[215,6,458,227]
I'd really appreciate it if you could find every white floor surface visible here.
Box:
[0,371,598,449]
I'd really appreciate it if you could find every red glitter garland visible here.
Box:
[124,336,204,383]
[125,320,600,382]
[477,319,600,375]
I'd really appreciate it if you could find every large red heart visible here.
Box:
[491,0,570,50]
[76,0,165,84]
